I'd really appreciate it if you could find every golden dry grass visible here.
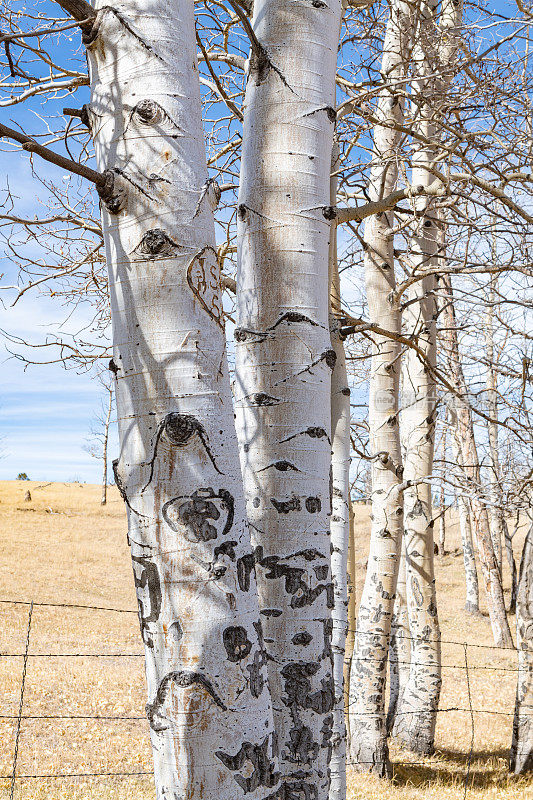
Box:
[0,480,531,799]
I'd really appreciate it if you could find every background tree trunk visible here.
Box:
[328,143,351,800]
[440,275,513,647]
[348,0,413,774]
[510,517,533,773]
[100,383,113,506]
[88,1,279,796]
[234,0,343,795]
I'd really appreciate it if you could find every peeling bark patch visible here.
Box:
[223,625,253,662]
[259,552,334,609]
[215,735,280,793]
[132,556,162,648]
[146,670,227,731]
[186,247,225,328]
[281,663,335,714]
[162,488,234,541]
[286,724,319,764]
[237,552,256,591]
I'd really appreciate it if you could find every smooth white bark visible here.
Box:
[234,0,343,795]
[87,2,279,796]
[329,144,351,800]
[348,0,413,774]
[511,518,533,774]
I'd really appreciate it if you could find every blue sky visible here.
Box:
[0,152,117,482]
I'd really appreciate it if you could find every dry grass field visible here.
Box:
[0,480,531,799]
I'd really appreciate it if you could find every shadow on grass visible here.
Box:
[390,748,532,790]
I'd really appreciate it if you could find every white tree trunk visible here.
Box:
[234,0,343,795]
[511,519,533,774]
[449,409,480,614]
[101,385,113,506]
[86,2,279,796]
[348,0,413,775]
[387,540,411,731]
[328,144,351,800]
[485,276,505,573]
[344,503,356,741]
[440,275,513,647]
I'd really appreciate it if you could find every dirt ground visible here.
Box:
[0,480,531,799]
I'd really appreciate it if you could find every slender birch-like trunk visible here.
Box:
[328,144,351,800]
[440,275,513,647]
[387,541,410,731]
[485,275,505,573]
[348,0,413,774]
[391,0,445,754]
[344,503,356,739]
[450,422,480,614]
[510,518,533,773]
[234,0,342,795]
[101,384,113,506]
[85,2,279,796]
[438,427,446,556]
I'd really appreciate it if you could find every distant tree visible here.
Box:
[83,378,114,505]
[16,473,30,481]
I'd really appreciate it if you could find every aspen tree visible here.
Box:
[511,518,533,774]
[348,0,413,774]
[234,0,343,795]
[37,1,282,797]
[440,275,513,647]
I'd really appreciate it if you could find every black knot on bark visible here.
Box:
[238,203,247,220]
[312,0,327,7]
[96,169,126,214]
[322,205,336,221]
[135,99,163,124]
[163,413,199,446]
[136,228,177,258]
[234,328,248,342]
[108,358,119,375]
[325,106,336,122]
[323,349,337,369]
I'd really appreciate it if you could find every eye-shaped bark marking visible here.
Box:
[143,412,222,490]
[146,670,227,731]
[259,460,301,473]
[132,556,162,648]
[162,488,234,542]
[112,458,147,518]
[133,228,180,259]
[280,426,330,445]
[281,663,335,714]
[292,632,313,646]
[135,98,165,124]
[250,392,281,407]
[271,494,301,514]
[223,625,253,662]
[215,735,280,793]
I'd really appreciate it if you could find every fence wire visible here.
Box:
[0,596,526,797]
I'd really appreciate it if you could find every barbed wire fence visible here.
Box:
[0,597,526,799]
